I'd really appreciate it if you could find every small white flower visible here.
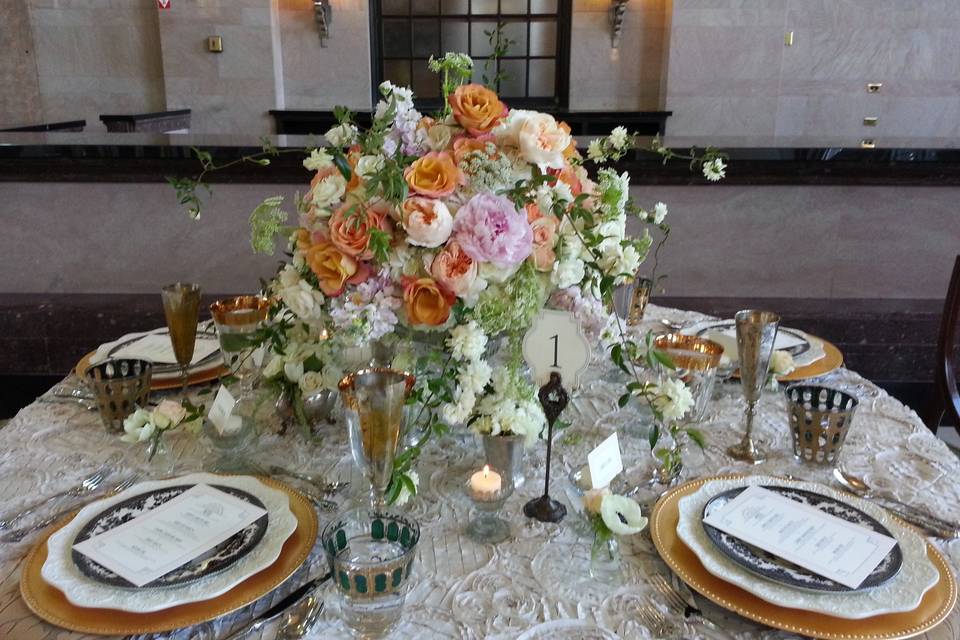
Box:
[298,370,324,394]
[394,470,419,506]
[770,350,796,376]
[356,154,385,178]
[652,201,668,224]
[283,360,304,383]
[310,173,347,209]
[608,126,629,150]
[615,243,642,277]
[303,148,333,171]
[324,123,358,147]
[551,257,586,289]
[447,321,488,362]
[703,158,726,182]
[587,139,605,162]
[552,180,574,204]
[651,377,695,422]
[600,494,648,536]
[460,360,492,396]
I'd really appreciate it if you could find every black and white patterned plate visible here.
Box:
[701,485,902,592]
[71,484,268,589]
[693,320,811,358]
[107,331,221,375]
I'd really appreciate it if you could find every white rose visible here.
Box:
[324,123,357,147]
[496,110,571,170]
[299,370,324,394]
[652,201,668,224]
[303,148,333,171]
[281,283,317,321]
[356,154,385,178]
[551,258,586,288]
[403,198,454,248]
[263,354,284,378]
[283,360,304,383]
[153,399,187,427]
[311,173,347,209]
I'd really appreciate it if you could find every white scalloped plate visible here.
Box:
[41,473,297,613]
[676,475,940,619]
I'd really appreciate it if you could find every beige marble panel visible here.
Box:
[0,0,42,127]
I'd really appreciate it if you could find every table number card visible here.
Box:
[703,486,898,589]
[73,484,266,587]
[587,433,623,490]
[522,309,591,390]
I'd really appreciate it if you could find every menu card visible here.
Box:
[112,333,220,365]
[702,486,898,589]
[73,484,267,587]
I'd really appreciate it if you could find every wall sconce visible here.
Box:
[314,0,332,47]
[610,0,630,48]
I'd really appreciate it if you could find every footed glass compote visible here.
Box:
[464,464,514,544]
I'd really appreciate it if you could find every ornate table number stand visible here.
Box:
[521,309,591,524]
[523,372,569,522]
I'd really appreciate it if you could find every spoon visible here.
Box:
[833,468,960,538]
[276,590,325,639]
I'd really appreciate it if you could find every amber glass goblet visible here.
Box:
[161,282,202,396]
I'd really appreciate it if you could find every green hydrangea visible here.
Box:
[473,262,548,336]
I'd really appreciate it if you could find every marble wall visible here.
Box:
[0,0,42,128]
[0,180,956,300]
[664,0,960,139]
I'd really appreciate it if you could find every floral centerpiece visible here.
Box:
[177,52,726,503]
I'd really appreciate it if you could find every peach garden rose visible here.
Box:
[430,240,479,297]
[401,197,453,248]
[328,199,393,260]
[402,277,455,326]
[448,83,508,136]
[403,152,462,198]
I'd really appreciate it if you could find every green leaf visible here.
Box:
[617,392,631,408]
[648,423,660,449]
[685,428,706,450]
[651,348,675,370]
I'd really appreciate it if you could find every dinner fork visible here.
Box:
[650,574,730,636]
[0,475,141,543]
[0,457,117,530]
[637,602,680,638]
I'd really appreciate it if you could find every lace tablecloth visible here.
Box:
[1,303,959,639]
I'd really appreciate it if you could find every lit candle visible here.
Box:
[469,465,502,499]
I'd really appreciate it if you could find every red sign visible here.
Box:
[157,0,171,9]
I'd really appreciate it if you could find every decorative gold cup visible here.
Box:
[161,282,202,395]
[86,359,153,433]
[339,368,416,509]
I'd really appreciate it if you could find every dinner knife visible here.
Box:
[223,572,331,640]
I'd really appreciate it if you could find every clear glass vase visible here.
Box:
[650,428,683,487]
[589,533,621,584]
[145,435,177,478]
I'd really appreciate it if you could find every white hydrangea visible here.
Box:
[551,257,586,288]
[447,321,488,362]
[652,201,668,224]
[703,158,726,182]
[459,359,492,396]
[651,377,695,422]
[324,123,358,147]
[303,148,333,171]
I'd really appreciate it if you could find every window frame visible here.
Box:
[368,0,571,112]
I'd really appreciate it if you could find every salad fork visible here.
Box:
[0,459,115,530]
[649,574,730,636]
[637,602,680,638]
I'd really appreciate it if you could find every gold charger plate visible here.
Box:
[732,336,844,382]
[75,349,228,391]
[650,475,957,639]
[20,476,318,636]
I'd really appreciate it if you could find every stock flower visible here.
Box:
[402,277,455,326]
[703,158,726,182]
[449,84,508,136]
[496,110,572,170]
[600,494,648,535]
[430,241,480,297]
[404,152,462,198]
[651,377,695,422]
[329,200,393,260]
[652,201,668,224]
[447,320,488,362]
[305,237,364,296]
[530,216,559,272]
[401,197,453,248]
[452,193,533,269]
[303,148,333,171]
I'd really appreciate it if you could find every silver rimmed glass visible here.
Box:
[322,509,420,638]
[727,309,780,464]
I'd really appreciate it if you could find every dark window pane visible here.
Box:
[441,0,468,14]
[382,0,408,15]
[528,58,555,97]
[412,19,440,57]
[471,0,498,14]
[530,0,556,13]
[470,21,497,57]
[500,0,527,13]
[382,19,411,57]
[529,20,556,56]
[412,60,441,98]
[411,0,438,14]
[441,20,469,52]
[498,59,526,96]
[383,59,412,87]
[500,20,528,56]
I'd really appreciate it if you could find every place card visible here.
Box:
[112,333,220,365]
[208,385,242,436]
[703,486,898,589]
[587,433,623,490]
[73,484,267,587]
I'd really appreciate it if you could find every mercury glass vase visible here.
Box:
[481,433,525,489]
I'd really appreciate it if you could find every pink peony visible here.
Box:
[451,193,533,269]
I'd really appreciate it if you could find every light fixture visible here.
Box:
[314,0,332,47]
[610,0,630,48]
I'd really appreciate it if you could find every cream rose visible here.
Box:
[152,399,186,428]
[356,154,385,178]
[401,197,453,248]
[496,110,572,170]
[310,173,347,209]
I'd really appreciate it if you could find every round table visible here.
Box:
[1,303,958,639]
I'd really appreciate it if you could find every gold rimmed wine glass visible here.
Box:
[161,282,202,396]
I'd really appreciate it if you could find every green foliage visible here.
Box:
[482,23,516,90]
[428,52,474,117]
[249,196,288,255]
[473,262,548,336]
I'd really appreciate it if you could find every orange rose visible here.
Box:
[345,146,362,192]
[430,241,478,297]
[453,136,497,164]
[403,152,461,198]
[550,165,583,196]
[525,202,544,223]
[402,277,455,326]
[328,199,393,261]
[529,216,559,272]
[305,238,359,297]
[449,84,508,136]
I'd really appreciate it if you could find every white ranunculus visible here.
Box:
[298,370,324,394]
[303,148,333,171]
[652,201,668,224]
[311,173,347,209]
[609,126,629,150]
[283,359,304,383]
[356,154,385,178]
[703,158,726,182]
[770,350,796,376]
[447,321,488,362]
[600,494,648,535]
[651,377,695,422]
[324,123,358,147]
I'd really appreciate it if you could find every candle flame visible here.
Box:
[482,464,490,478]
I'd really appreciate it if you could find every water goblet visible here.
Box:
[161,282,202,396]
[322,509,420,639]
[209,295,270,387]
[653,333,723,423]
[727,309,780,464]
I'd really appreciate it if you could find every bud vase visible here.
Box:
[482,433,525,489]
[589,533,621,584]
[650,429,683,486]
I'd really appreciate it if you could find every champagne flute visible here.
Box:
[727,309,780,464]
[161,282,202,396]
